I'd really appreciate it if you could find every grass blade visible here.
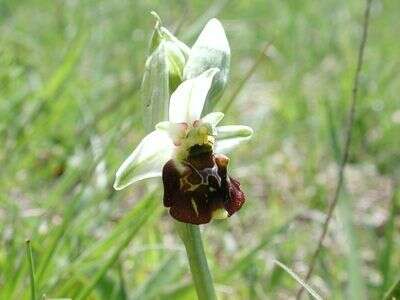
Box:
[324,59,367,300]
[75,195,159,300]
[274,260,322,300]
[380,185,400,296]
[65,191,158,269]
[132,254,182,300]
[219,218,293,282]
[384,276,400,300]
[5,28,89,154]
[26,240,37,300]
[297,0,373,297]
[37,30,89,101]
[181,0,229,41]
[35,192,80,283]
[222,42,272,114]
[337,192,367,299]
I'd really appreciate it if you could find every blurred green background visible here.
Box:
[1,0,399,299]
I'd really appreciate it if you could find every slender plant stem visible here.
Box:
[176,222,217,300]
[26,240,36,300]
[222,41,272,114]
[296,0,372,298]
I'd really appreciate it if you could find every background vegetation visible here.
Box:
[1,0,399,299]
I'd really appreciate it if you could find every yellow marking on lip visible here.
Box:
[212,208,228,220]
[180,175,201,192]
[191,198,199,216]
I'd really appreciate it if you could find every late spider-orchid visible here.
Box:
[114,68,252,224]
[114,16,253,224]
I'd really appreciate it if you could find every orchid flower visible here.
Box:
[113,67,253,224]
[114,15,253,224]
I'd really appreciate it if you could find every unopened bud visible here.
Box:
[142,12,191,130]
[183,19,231,109]
[148,11,190,93]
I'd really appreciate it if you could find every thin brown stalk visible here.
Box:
[296,0,372,298]
[222,41,272,113]
[173,4,190,36]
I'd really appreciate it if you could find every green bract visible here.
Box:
[142,12,191,130]
[142,44,169,130]
[148,12,190,93]
[183,19,231,110]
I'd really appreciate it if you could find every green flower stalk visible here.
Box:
[114,13,252,299]
[175,223,217,300]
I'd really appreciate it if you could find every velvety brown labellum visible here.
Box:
[162,149,245,224]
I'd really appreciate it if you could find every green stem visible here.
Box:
[176,222,217,300]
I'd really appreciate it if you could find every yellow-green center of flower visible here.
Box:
[175,122,215,160]
[212,208,229,219]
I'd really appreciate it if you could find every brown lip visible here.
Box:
[162,151,245,225]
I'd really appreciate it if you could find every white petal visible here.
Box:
[114,130,174,190]
[215,125,253,154]
[201,112,224,127]
[169,68,219,123]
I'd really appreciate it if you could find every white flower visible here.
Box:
[113,68,253,190]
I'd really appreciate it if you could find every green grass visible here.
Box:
[1,0,399,299]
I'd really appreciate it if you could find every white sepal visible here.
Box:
[114,130,174,190]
